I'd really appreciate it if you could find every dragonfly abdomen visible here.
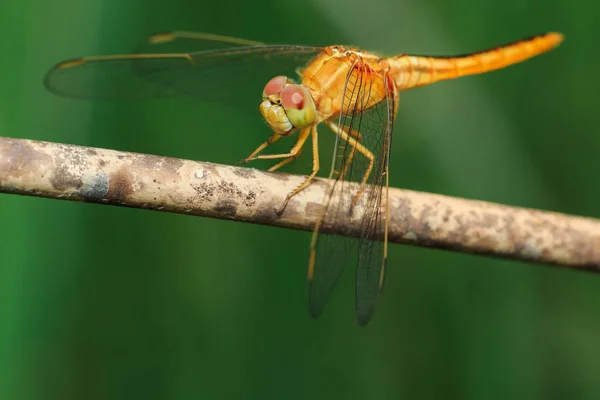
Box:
[388,32,564,90]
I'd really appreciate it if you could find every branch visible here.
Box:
[1,136,599,271]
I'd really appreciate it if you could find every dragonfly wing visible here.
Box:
[308,63,396,325]
[308,65,364,319]
[307,179,359,319]
[44,41,324,109]
[141,30,267,51]
[352,75,396,326]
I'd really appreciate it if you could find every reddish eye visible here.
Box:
[263,76,287,97]
[281,85,306,110]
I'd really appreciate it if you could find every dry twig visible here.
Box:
[1,135,599,271]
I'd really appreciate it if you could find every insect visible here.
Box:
[44,30,564,325]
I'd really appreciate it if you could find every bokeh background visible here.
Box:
[2,0,599,398]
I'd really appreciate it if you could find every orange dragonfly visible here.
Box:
[44,31,564,325]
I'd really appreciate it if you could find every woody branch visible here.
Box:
[0,135,599,271]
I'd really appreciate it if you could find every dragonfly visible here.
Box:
[44,30,564,325]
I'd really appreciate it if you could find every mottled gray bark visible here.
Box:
[1,136,598,271]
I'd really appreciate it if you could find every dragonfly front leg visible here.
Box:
[242,127,310,164]
[327,121,374,215]
[238,133,284,165]
[275,125,320,215]
[268,148,302,172]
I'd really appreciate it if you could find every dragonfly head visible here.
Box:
[260,76,316,135]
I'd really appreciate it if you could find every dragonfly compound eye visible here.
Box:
[262,75,287,98]
[280,84,316,129]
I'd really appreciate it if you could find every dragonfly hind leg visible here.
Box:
[326,121,374,215]
[338,128,363,181]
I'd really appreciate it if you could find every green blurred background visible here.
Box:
[2,0,599,398]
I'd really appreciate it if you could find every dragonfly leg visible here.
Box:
[339,128,363,181]
[238,133,284,165]
[275,125,320,215]
[247,127,311,162]
[326,122,374,215]
[268,148,302,172]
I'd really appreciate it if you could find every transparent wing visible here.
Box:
[352,77,395,326]
[44,30,324,109]
[308,62,396,326]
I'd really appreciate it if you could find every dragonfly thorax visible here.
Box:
[259,75,316,135]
